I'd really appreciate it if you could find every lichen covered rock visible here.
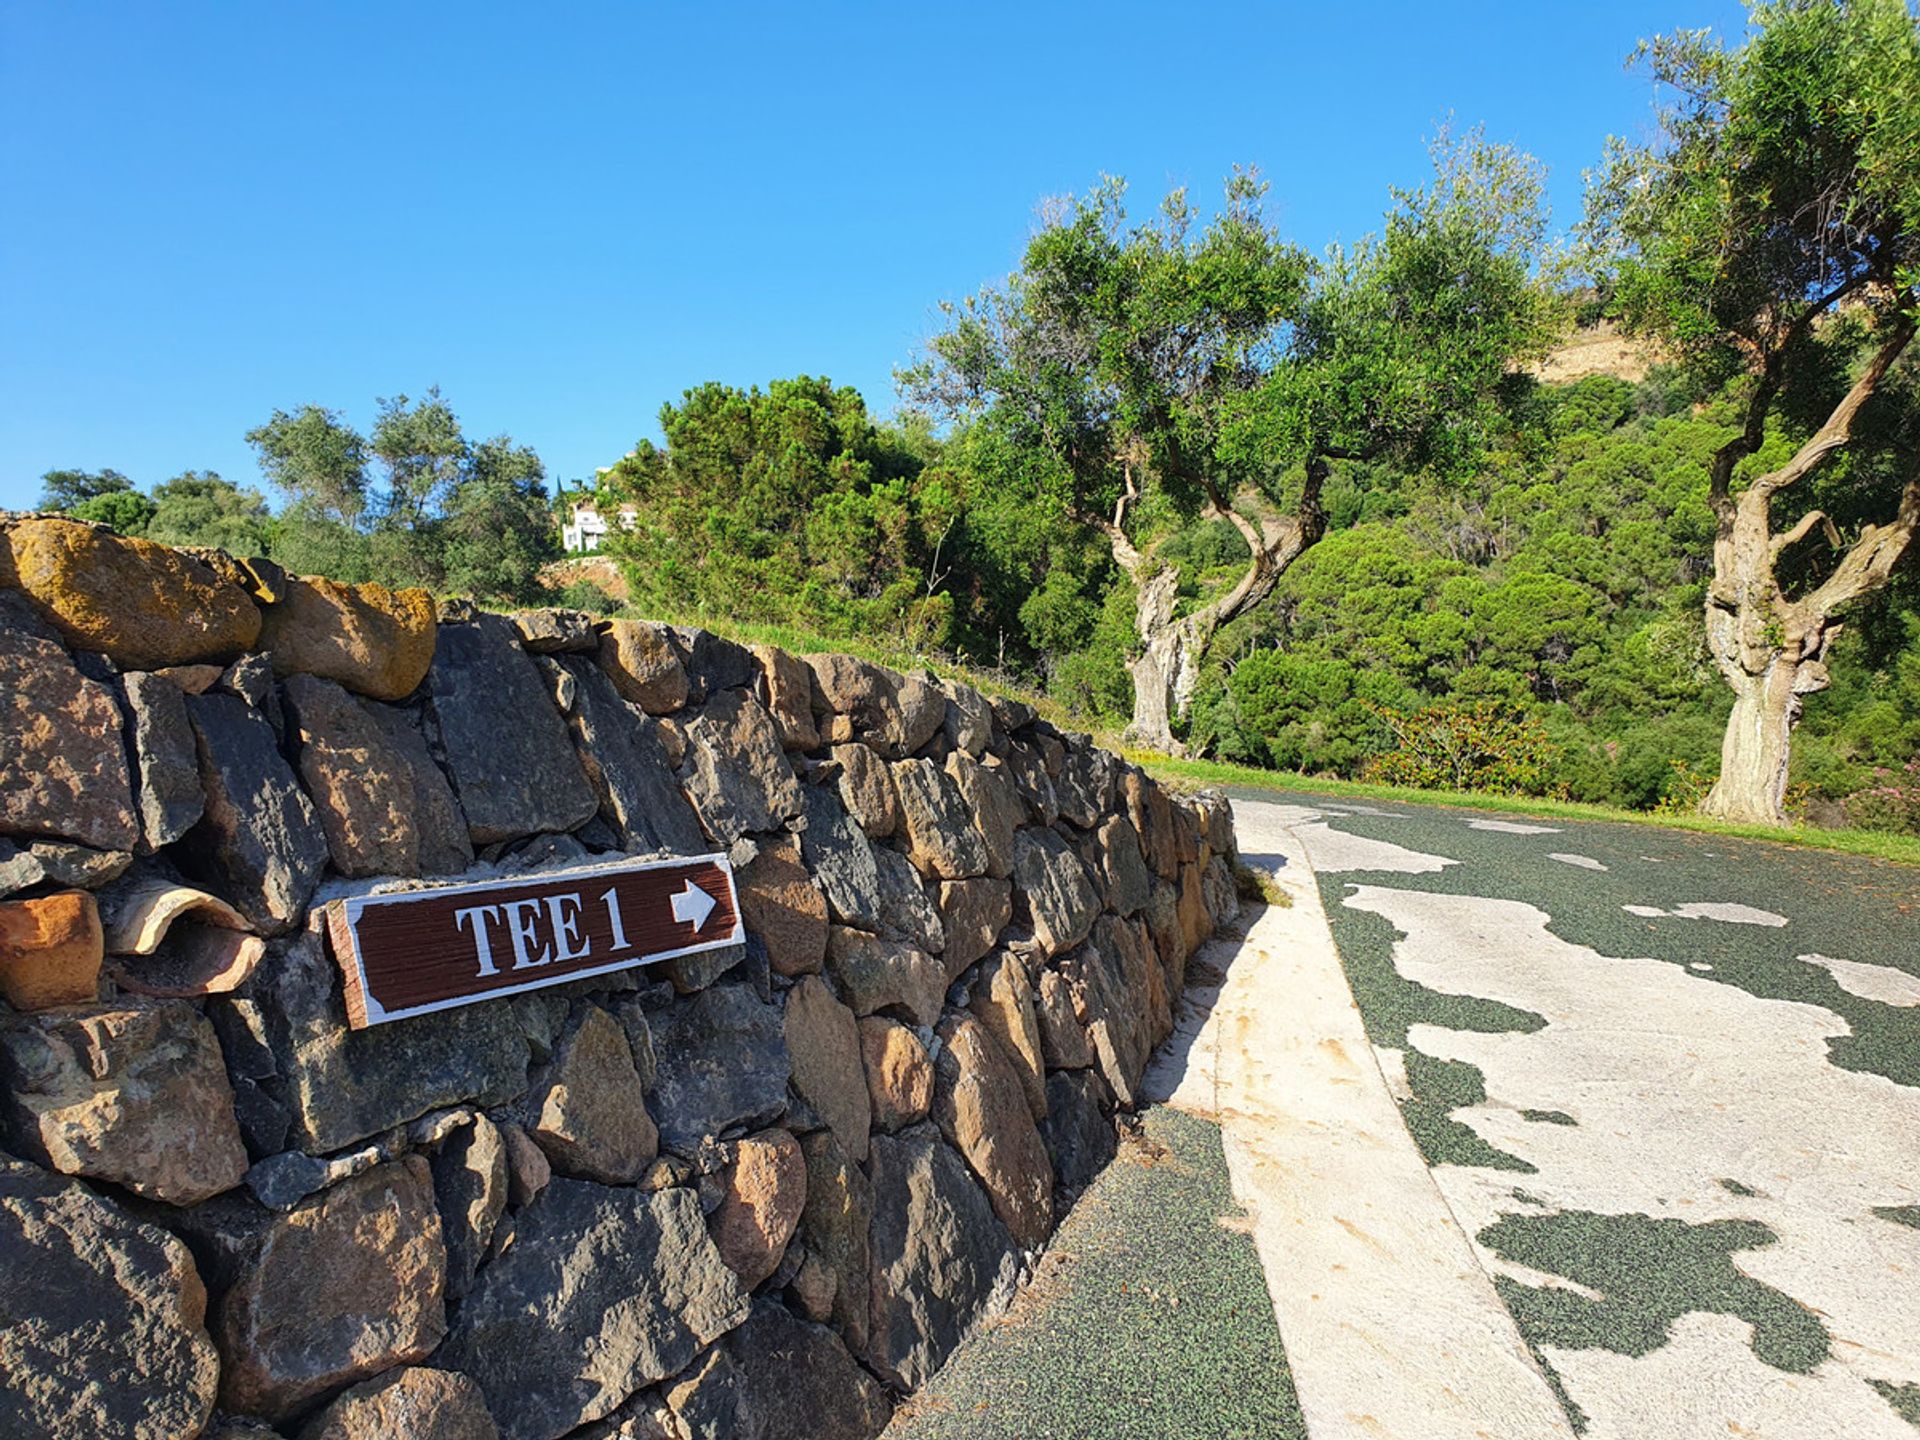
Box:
[301,1365,500,1440]
[4,516,261,668]
[708,1127,806,1289]
[258,574,436,701]
[0,1000,248,1205]
[215,1156,448,1422]
[597,619,689,714]
[0,624,139,851]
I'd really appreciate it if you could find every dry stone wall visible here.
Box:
[0,515,1240,1440]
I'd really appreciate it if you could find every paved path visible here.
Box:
[890,790,1920,1439]
[1228,791,1920,1440]
[1146,801,1576,1440]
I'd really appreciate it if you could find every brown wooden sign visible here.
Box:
[324,853,742,1028]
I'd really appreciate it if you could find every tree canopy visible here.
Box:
[145,472,272,554]
[245,388,559,601]
[596,376,959,647]
[908,132,1565,746]
[37,467,134,512]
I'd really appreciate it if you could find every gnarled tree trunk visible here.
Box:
[1700,572,1835,822]
[1124,565,1187,753]
[1697,311,1917,824]
[1706,665,1816,824]
[1105,459,1327,754]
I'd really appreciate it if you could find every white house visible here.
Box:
[562,502,637,554]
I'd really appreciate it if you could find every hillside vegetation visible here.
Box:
[583,362,1920,832]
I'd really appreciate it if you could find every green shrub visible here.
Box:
[1214,651,1401,774]
[556,579,619,615]
[68,490,156,535]
[1846,760,1920,835]
[1364,700,1561,796]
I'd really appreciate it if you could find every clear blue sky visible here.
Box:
[0,0,1750,512]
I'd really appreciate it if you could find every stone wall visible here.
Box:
[0,515,1240,1440]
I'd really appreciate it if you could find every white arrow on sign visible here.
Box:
[670,880,718,933]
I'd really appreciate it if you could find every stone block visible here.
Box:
[215,1156,447,1422]
[708,1127,806,1289]
[784,975,870,1162]
[0,999,248,1205]
[0,890,102,1011]
[427,613,599,845]
[258,574,436,701]
[4,516,260,668]
[0,623,139,850]
[931,1015,1052,1249]
[183,690,330,934]
[863,1125,1016,1390]
[437,1182,748,1440]
[0,1161,221,1440]
[648,982,789,1151]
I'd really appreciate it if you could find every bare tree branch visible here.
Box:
[1802,463,1920,619]
[1770,509,1843,558]
[1754,307,1917,498]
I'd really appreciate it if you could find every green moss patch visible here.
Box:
[1481,1209,1830,1375]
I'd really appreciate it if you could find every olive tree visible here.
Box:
[1585,0,1920,823]
[910,135,1560,750]
[245,390,558,602]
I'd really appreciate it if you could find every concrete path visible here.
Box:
[1145,801,1575,1440]
[1227,791,1920,1440]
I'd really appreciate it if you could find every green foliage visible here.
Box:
[370,389,466,528]
[1846,757,1920,834]
[38,468,134,511]
[908,139,1565,714]
[1189,651,1401,773]
[146,472,272,554]
[437,438,558,601]
[1045,581,1137,720]
[1219,129,1566,489]
[598,376,954,649]
[245,390,557,603]
[68,489,155,534]
[1364,700,1562,796]
[1585,0,1919,379]
[1484,1209,1830,1374]
[554,577,619,615]
[1549,376,1637,437]
[245,406,369,526]
[269,507,374,584]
